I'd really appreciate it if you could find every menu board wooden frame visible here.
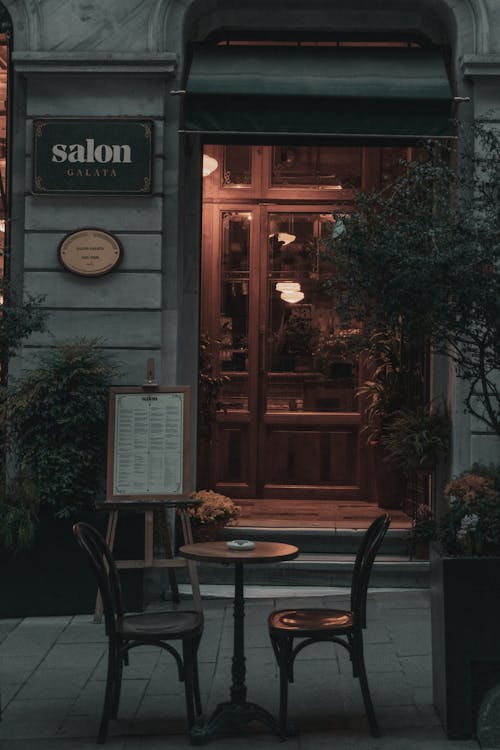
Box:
[106,386,190,503]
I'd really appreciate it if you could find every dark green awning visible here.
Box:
[183,45,455,139]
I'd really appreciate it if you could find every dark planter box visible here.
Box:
[0,510,144,618]
[430,544,500,739]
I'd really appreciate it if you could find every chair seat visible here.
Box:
[117,610,203,640]
[269,608,353,635]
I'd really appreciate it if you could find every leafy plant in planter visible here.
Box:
[430,463,500,738]
[356,328,424,446]
[382,402,451,471]
[437,464,500,556]
[198,332,229,444]
[281,310,315,356]
[407,503,437,558]
[313,327,362,377]
[0,339,118,549]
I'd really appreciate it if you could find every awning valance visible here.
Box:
[182,45,454,139]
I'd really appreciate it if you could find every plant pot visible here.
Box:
[0,509,144,617]
[192,521,227,543]
[294,355,313,372]
[370,442,406,509]
[430,545,500,739]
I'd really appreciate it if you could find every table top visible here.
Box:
[179,540,299,564]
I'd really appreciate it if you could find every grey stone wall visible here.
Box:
[11,53,175,385]
[1,0,499,475]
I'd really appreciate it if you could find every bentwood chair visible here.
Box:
[73,522,203,744]
[268,513,391,737]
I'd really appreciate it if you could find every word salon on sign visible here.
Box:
[51,138,132,177]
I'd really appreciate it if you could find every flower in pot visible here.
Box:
[184,490,240,542]
[430,463,500,738]
[407,503,437,559]
[437,464,500,556]
[381,402,451,472]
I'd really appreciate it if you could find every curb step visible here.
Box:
[181,552,429,590]
[221,525,411,556]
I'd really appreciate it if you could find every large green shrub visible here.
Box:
[324,123,500,436]
[0,340,118,549]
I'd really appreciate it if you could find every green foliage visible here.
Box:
[198,332,229,443]
[382,402,451,469]
[0,277,46,374]
[438,465,500,556]
[407,504,437,546]
[0,278,46,362]
[0,340,118,548]
[281,309,318,356]
[0,476,39,551]
[356,329,424,444]
[324,123,500,436]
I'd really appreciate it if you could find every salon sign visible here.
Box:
[32,119,153,194]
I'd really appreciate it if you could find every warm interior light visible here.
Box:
[202,155,219,177]
[275,281,301,292]
[0,220,5,233]
[281,290,304,303]
[269,232,296,246]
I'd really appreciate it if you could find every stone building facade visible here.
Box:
[2,0,499,493]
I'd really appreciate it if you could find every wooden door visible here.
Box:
[199,199,368,500]
[198,144,419,499]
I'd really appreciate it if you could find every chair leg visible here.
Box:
[99,641,117,743]
[111,642,124,719]
[182,640,197,729]
[273,634,292,735]
[193,635,202,717]
[352,634,380,737]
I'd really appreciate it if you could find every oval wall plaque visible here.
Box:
[58,228,123,277]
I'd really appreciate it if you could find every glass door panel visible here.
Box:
[266,211,359,413]
[219,211,251,411]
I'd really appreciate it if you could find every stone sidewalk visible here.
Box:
[0,588,482,749]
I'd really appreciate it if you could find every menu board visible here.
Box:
[106,387,190,501]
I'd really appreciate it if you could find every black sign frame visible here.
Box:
[32,118,154,196]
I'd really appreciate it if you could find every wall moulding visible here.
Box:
[11,51,177,76]
[156,0,491,60]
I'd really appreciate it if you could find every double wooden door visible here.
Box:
[200,200,369,499]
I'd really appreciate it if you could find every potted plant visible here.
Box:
[0,340,143,616]
[430,464,500,739]
[406,503,437,559]
[184,489,240,543]
[357,329,421,508]
[281,309,318,371]
[313,327,361,378]
[381,402,451,472]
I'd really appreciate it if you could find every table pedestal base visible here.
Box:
[191,700,296,744]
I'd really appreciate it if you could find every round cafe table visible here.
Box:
[179,540,299,743]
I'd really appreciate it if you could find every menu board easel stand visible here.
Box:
[94,362,201,621]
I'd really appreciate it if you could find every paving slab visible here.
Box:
[0,588,481,750]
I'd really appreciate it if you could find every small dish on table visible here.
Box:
[227,540,255,551]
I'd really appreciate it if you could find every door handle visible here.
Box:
[259,328,266,375]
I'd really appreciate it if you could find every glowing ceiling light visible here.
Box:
[275,281,301,292]
[281,290,304,303]
[269,232,296,246]
[202,154,219,177]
